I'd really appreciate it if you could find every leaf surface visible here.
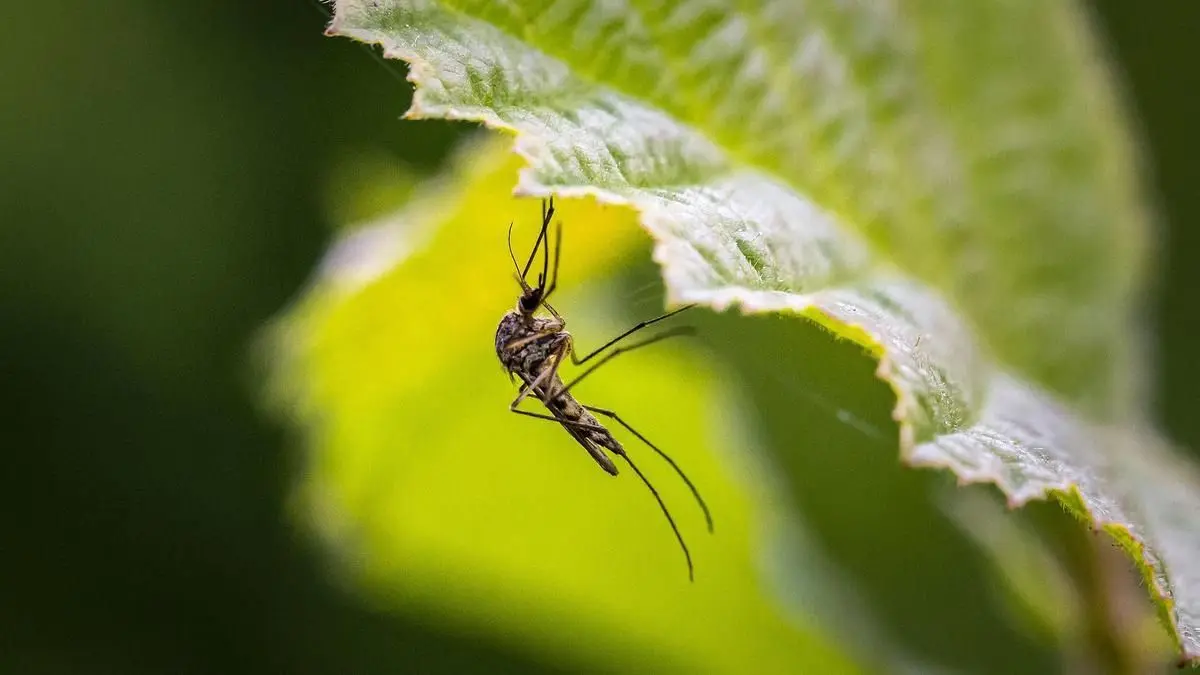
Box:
[324,0,1200,663]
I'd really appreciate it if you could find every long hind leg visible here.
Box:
[583,404,713,534]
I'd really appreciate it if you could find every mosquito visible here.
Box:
[494,198,714,581]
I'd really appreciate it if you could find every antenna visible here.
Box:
[507,221,530,292]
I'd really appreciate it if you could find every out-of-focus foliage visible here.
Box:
[1,2,568,673]
[323,0,1200,666]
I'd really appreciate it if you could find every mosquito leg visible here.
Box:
[507,407,604,432]
[506,395,618,476]
[503,328,561,354]
[509,382,697,580]
[612,449,695,582]
[538,340,575,402]
[541,198,554,294]
[572,304,696,366]
[510,384,606,432]
[509,354,562,410]
[557,326,694,400]
[541,219,563,306]
[583,404,714,533]
[510,337,579,408]
[520,197,554,282]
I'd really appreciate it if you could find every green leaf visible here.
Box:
[324,0,1200,664]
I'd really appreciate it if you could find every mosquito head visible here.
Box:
[517,286,543,315]
[508,197,560,317]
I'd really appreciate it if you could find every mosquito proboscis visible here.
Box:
[494,198,713,581]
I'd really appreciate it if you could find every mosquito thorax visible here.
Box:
[495,309,568,371]
[494,310,524,359]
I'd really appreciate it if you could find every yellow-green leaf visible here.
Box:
[271,136,864,674]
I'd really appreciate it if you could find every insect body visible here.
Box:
[495,198,713,580]
[495,311,620,475]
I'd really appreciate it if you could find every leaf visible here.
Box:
[325,0,1200,663]
[270,136,865,674]
[692,309,1059,671]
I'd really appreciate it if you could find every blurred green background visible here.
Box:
[1,2,1196,673]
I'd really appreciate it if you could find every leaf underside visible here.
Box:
[326,0,1200,663]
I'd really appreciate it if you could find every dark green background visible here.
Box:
[1,2,1195,673]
